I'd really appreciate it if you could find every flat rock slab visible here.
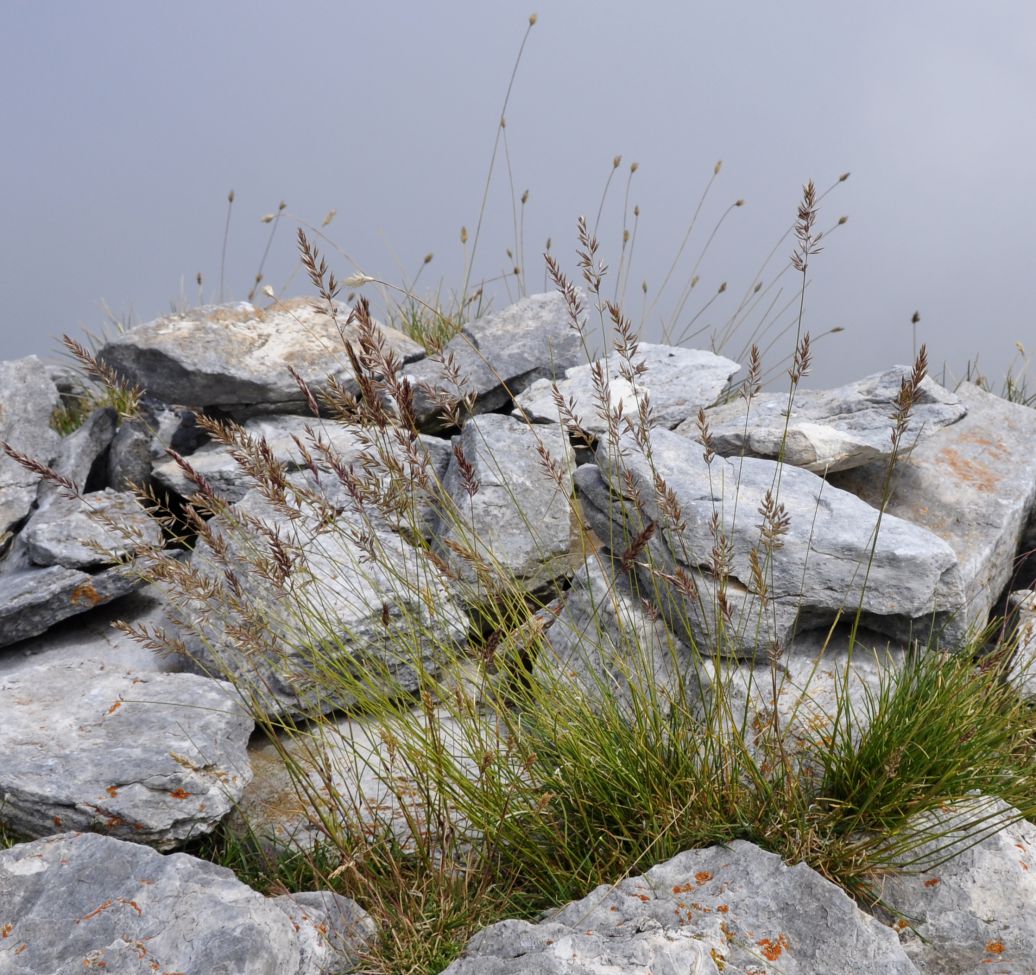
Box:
[578,428,965,658]
[0,563,144,648]
[401,291,585,428]
[98,297,425,410]
[444,839,917,974]
[683,368,966,473]
[517,343,740,435]
[37,406,117,503]
[153,413,451,527]
[0,667,253,848]
[434,413,577,595]
[831,382,1036,638]
[0,356,63,536]
[0,831,376,974]
[0,584,180,679]
[538,548,702,716]
[179,485,468,718]
[875,796,1036,975]
[21,488,162,568]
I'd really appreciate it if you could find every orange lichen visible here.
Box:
[716,904,730,913]
[107,701,123,715]
[757,933,790,961]
[672,882,695,894]
[1,923,12,938]
[52,816,62,828]
[695,870,713,885]
[169,789,191,800]
[986,941,1005,954]
[70,582,103,607]
[106,786,119,798]
[923,877,941,888]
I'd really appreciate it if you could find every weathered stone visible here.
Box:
[401,291,585,428]
[443,840,917,974]
[21,488,161,569]
[37,406,117,503]
[1007,588,1036,700]
[434,414,576,595]
[177,485,468,718]
[537,548,703,715]
[0,832,376,973]
[576,429,965,658]
[699,626,906,786]
[98,297,425,411]
[683,368,966,473]
[0,356,63,535]
[0,667,252,848]
[875,796,1036,975]
[152,414,451,533]
[231,706,489,857]
[517,343,740,435]
[0,563,143,648]
[106,415,154,489]
[0,584,179,679]
[832,382,1036,639]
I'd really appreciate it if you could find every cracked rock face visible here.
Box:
[443,839,918,974]
[0,832,377,974]
[0,667,253,849]
[683,367,966,473]
[517,342,740,435]
[98,297,425,411]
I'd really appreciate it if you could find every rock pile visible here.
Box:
[2,291,1036,972]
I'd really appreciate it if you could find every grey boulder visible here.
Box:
[875,796,1036,975]
[1007,588,1036,700]
[21,488,161,569]
[0,667,252,848]
[578,428,966,658]
[97,297,425,411]
[0,356,63,535]
[517,342,740,435]
[683,367,966,473]
[0,563,144,648]
[434,413,577,595]
[401,291,585,428]
[0,831,376,974]
[444,839,917,973]
[36,406,117,502]
[832,382,1036,639]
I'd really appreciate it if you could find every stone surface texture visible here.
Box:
[875,797,1036,975]
[444,840,918,974]
[685,368,966,473]
[21,488,161,569]
[0,356,63,536]
[98,297,425,410]
[832,382,1036,639]
[0,667,252,848]
[434,413,576,594]
[0,831,376,974]
[578,428,965,657]
[401,291,585,427]
[37,406,117,502]
[516,343,740,435]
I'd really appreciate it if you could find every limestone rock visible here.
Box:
[832,382,1036,639]
[0,356,63,535]
[178,485,468,718]
[875,796,1036,975]
[0,584,179,679]
[0,832,376,973]
[152,414,450,532]
[517,343,740,435]
[537,548,703,715]
[1007,588,1036,700]
[434,413,576,595]
[97,297,425,411]
[683,367,966,473]
[401,291,585,428]
[577,428,965,658]
[21,488,161,569]
[0,667,252,848]
[443,840,917,974]
[0,563,144,648]
[37,406,117,503]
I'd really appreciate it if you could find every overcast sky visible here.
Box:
[3,1,1034,391]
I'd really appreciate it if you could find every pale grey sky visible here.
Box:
[3,1,1034,390]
